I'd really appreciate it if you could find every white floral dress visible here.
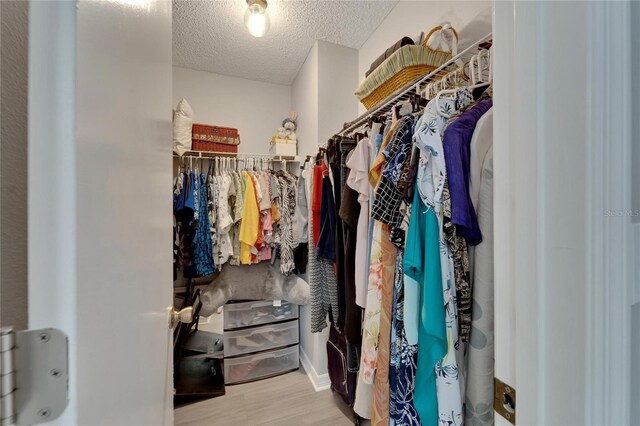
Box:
[412,93,470,426]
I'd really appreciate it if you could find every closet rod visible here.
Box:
[173,150,300,162]
[336,32,492,137]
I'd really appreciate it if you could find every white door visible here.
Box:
[494,1,635,424]
[28,1,174,425]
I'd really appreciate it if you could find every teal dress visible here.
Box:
[403,188,447,426]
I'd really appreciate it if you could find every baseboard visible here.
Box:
[299,348,331,392]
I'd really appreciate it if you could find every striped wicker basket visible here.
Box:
[355,26,458,110]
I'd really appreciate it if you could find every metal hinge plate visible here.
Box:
[494,377,516,424]
[1,328,68,426]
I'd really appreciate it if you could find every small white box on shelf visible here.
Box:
[269,138,297,157]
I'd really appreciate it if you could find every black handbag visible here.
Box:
[326,325,357,406]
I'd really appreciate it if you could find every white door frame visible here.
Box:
[584,1,633,424]
[494,1,634,424]
[28,1,174,424]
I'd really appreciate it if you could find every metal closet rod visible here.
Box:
[173,150,300,161]
[336,32,493,137]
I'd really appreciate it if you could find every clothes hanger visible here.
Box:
[434,74,458,118]
[466,49,492,94]
[435,52,485,117]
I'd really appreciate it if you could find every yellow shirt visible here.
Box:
[239,172,260,264]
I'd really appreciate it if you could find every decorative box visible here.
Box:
[269,138,297,157]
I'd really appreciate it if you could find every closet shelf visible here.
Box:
[336,32,493,137]
[174,150,300,162]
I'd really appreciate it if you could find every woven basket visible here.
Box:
[357,26,458,110]
[191,123,240,153]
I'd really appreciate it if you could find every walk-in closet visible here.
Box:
[9,0,636,425]
[171,2,495,425]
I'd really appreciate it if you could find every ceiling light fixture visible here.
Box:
[244,0,270,38]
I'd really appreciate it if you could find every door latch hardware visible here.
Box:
[169,306,194,329]
[494,377,516,424]
[1,327,68,426]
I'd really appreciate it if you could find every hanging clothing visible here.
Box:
[312,162,326,246]
[371,117,415,426]
[317,175,337,263]
[360,219,383,384]
[346,137,371,308]
[371,115,415,229]
[442,99,493,246]
[276,172,297,275]
[389,250,421,426]
[174,171,196,272]
[359,118,402,385]
[294,168,310,247]
[353,128,384,421]
[192,172,216,277]
[469,108,493,212]
[310,164,340,333]
[239,171,260,264]
[308,170,327,333]
[465,147,494,426]
[404,96,452,425]
[339,178,363,347]
[216,174,234,265]
[404,188,447,426]
[371,223,398,426]
[229,172,244,266]
[442,179,472,344]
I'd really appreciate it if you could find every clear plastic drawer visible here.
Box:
[223,320,299,357]
[224,345,299,384]
[223,300,298,330]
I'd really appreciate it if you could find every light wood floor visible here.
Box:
[174,370,357,426]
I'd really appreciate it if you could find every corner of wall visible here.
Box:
[299,334,331,392]
[291,41,319,158]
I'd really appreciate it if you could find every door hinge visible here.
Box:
[494,377,516,424]
[1,327,68,426]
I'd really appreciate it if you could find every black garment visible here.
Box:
[293,242,308,274]
[340,179,362,347]
[316,175,336,262]
[326,139,343,330]
[330,138,357,333]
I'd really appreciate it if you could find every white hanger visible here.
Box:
[467,49,492,91]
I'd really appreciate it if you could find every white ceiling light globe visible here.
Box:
[244,1,270,38]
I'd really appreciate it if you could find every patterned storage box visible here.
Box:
[192,124,240,153]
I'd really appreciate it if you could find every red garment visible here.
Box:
[312,162,327,246]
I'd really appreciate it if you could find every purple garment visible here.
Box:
[442,99,492,246]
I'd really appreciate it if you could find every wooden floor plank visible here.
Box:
[174,370,355,426]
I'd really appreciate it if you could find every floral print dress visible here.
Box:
[390,250,421,426]
[410,92,473,426]
[360,220,383,384]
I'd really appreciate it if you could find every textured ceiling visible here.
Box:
[173,0,397,85]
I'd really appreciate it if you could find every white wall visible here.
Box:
[1,0,29,329]
[357,0,492,113]
[291,43,318,158]
[291,40,358,381]
[293,40,359,154]
[173,67,291,154]
[630,2,640,421]
[318,41,359,144]
[291,42,320,374]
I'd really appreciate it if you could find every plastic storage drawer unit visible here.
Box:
[224,320,299,357]
[224,345,300,384]
[223,300,298,330]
